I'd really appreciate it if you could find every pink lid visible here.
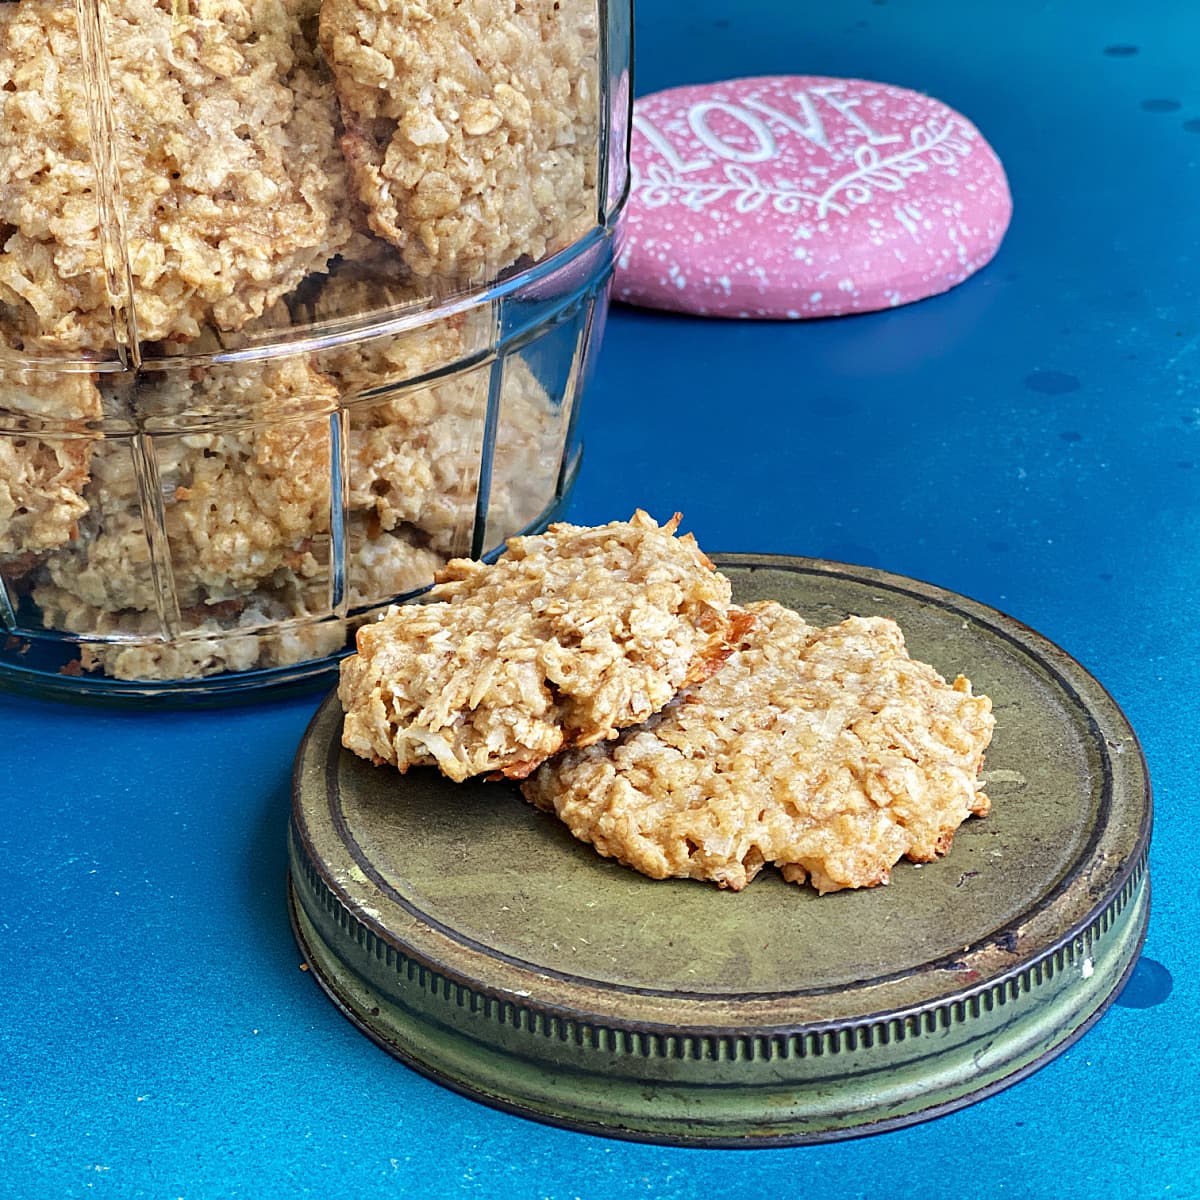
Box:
[615,76,1012,319]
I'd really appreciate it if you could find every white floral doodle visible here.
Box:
[631,116,975,221]
[633,160,842,216]
[816,120,974,216]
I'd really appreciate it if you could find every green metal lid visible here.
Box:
[288,555,1151,1145]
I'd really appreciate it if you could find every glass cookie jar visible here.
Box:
[0,0,631,699]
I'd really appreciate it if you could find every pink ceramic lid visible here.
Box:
[615,76,1012,319]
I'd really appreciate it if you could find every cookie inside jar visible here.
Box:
[0,0,620,695]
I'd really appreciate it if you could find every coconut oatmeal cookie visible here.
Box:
[33,577,344,681]
[339,511,751,782]
[522,601,994,894]
[0,0,353,352]
[0,432,92,563]
[41,355,338,615]
[320,0,599,279]
[345,515,446,608]
[344,353,565,557]
[30,513,441,680]
[0,360,104,571]
[304,264,567,559]
[0,366,103,563]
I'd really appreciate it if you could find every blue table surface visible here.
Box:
[3,1,1197,1196]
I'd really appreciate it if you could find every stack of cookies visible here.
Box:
[338,512,996,894]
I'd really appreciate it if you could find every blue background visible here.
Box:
[2,0,1196,1195]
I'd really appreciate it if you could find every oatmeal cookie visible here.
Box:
[0,433,91,561]
[0,0,353,352]
[44,355,337,612]
[32,514,439,681]
[345,354,563,556]
[0,363,103,424]
[479,355,571,545]
[339,511,750,782]
[34,578,344,681]
[304,268,565,556]
[346,515,445,608]
[320,0,599,279]
[522,601,994,894]
[0,366,103,560]
[304,267,492,555]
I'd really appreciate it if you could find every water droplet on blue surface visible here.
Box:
[1024,370,1081,395]
[1115,957,1173,1008]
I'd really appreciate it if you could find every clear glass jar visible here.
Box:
[0,0,631,699]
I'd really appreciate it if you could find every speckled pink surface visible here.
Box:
[614,76,1012,319]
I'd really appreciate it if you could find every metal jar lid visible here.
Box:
[288,554,1151,1145]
